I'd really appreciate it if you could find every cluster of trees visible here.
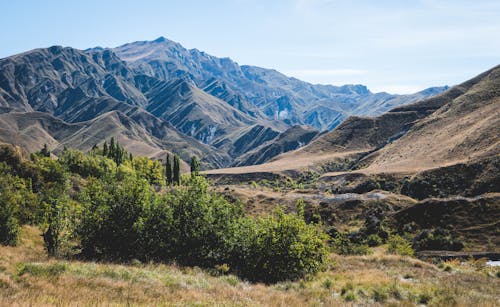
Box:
[99,137,131,165]
[0,144,328,283]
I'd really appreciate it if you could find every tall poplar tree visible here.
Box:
[173,155,180,185]
[165,154,173,185]
[190,156,199,176]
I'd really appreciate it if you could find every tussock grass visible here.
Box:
[1,226,499,306]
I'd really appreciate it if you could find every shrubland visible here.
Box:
[0,143,328,283]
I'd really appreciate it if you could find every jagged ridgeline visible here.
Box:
[0,38,446,169]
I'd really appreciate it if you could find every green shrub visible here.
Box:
[387,235,414,256]
[17,262,67,277]
[366,234,383,247]
[323,278,333,289]
[238,208,329,283]
[165,176,245,266]
[330,232,372,255]
[412,228,464,251]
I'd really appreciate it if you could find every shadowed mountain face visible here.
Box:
[0,37,446,168]
[112,37,446,131]
[233,125,321,167]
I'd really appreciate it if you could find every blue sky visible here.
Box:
[1,0,499,93]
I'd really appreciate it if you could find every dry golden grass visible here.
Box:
[0,226,499,306]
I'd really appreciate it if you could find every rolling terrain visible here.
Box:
[207,65,500,179]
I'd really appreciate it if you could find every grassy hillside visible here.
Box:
[0,226,498,306]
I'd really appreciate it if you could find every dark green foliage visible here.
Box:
[164,176,245,266]
[35,157,67,186]
[101,137,130,165]
[59,149,116,178]
[173,155,180,184]
[77,176,152,260]
[75,173,329,282]
[41,186,69,257]
[366,234,383,247]
[0,198,19,246]
[102,141,108,156]
[412,228,464,251]
[139,196,174,260]
[190,156,199,176]
[237,208,329,283]
[40,144,51,157]
[330,231,371,255]
[165,154,173,185]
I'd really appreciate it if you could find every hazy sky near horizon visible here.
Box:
[1,0,499,94]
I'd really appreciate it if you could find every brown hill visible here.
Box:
[206,65,500,193]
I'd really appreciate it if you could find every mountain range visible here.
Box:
[0,37,448,168]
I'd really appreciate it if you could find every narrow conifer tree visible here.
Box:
[102,141,108,156]
[190,156,199,176]
[109,137,115,158]
[173,155,180,185]
[165,154,173,185]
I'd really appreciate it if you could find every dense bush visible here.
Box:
[0,197,19,246]
[239,208,329,282]
[59,149,116,178]
[412,228,464,251]
[330,231,372,255]
[164,176,244,266]
[387,235,414,256]
[77,176,152,259]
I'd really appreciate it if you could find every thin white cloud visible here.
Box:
[284,68,368,77]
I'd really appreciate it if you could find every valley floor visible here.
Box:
[0,227,498,306]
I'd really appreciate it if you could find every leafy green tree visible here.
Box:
[165,154,173,185]
[77,176,152,260]
[167,176,244,266]
[139,195,174,260]
[173,155,180,185]
[0,172,40,225]
[35,157,67,186]
[40,186,69,257]
[190,156,200,176]
[129,157,164,185]
[59,149,116,178]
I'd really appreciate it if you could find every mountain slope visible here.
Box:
[113,37,446,130]
[362,66,500,173]
[233,125,320,166]
[0,47,238,168]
